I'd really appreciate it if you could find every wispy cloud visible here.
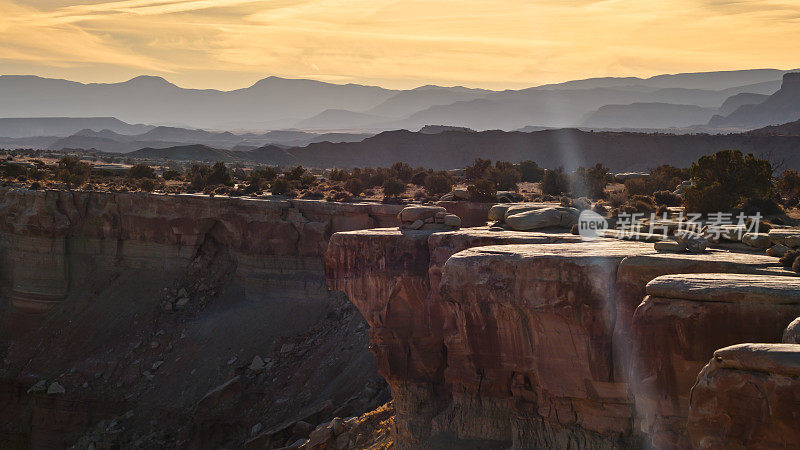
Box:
[1,0,799,89]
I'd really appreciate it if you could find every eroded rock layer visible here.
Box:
[631,274,800,448]
[325,227,798,449]
[0,188,405,448]
[689,344,800,449]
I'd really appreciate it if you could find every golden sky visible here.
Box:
[1,0,799,90]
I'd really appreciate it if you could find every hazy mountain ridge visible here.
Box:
[708,72,800,129]
[0,69,792,132]
[0,120,373,153]
[126,125,800,173]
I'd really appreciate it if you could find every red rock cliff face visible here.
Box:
[0,188,405,448]
[0,188,403,312]
[325,228,797,448]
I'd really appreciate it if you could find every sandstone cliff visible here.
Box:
[325,227,800,449]
[0,188,405,448]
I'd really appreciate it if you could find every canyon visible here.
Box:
[0,188,417,448]
[4,187,800,449]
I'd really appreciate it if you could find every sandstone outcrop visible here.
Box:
[630,274,800,448]
[688,343,800,448]
[325,226,797,448]
[0,188,403,448]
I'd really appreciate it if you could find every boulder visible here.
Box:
[398,206,446,223]
[672,230,708,253]
[303,423,334,449]
[47,382,65,395]
[452,189,470,200]
[742,232,772,249]
[787,235,800,248]
[766,243,790,257]
[653,240,685,252]
[249,355,265,371]
[487,204,509,221]
[505,207,578,231]
[496,191,523,202]
[419,223,451,231]
[443,214,461,228]
[571,197,592,211]
[768,229,800,245]
[505,207,561,231]
[783,317,800,343]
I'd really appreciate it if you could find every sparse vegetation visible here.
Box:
[424,172,453,196]
[128,164,156,179]
[541,167,570,195]
[683,150,774,214]
[56,156,91,187]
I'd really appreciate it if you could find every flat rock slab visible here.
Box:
[689,343,800,448]
[646,273,800,303]
[713,343,800,376]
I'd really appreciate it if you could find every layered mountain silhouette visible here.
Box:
[748,118,800,136]
[1,69,794,133]
[708,72,800,129]
[0,123,371,153]
[129,127,800,172]
[0,117,152,138]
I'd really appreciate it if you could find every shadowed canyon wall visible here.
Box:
[0,188,406,448]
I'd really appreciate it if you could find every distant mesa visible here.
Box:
[581,103,717,129]
[419,125,475,134]
[709,72,800,129]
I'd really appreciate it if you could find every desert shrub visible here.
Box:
[624,165,688,196]
[329,168,350,182]
[777,170,800,206]
[411,171,428,186]
[206,162,233,186]
[468,179,497,202]
[465,158,492,181]
[55,156,91,187]
[187,164,211,190]
[28,167,46,181]
[391,162,413,183]
[162,169,182,181]
[345,178,363,196]
[585,164,611,198]
[270,177,290,195]
[683,150,773,214]
[649,165,687,191]
[284,165,306,181]
[622,199,655,215]
[382,177,406,197]
[623,177,649,196]
[488,165,521,191]
[139,179,156,192]
[0,163,27,179]
[128,164,156,179]
[424,172,453,195]
[516,160,545,182]
[739,197,783,216]
[541,167,570,195]
[300,173,317,188]
[653,190,682,207]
